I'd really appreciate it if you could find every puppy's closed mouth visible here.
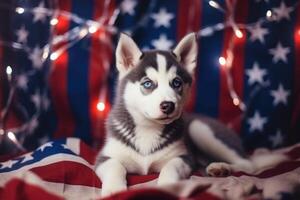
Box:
[145,112,172,121]
[156,116,170,120]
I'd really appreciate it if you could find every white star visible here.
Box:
[29,46,44,69]
[269,130,283,148]
[120,0,137,15]
[0,160,18,169]
[151,34,174,50]
[38,142,53,152]
[33,2,48,23]
[270,84,290,106]
[248,22,269,43]
[31,91,41,108]
[247,111,268,132]
[151,8,174,28]
[20,153,34,163]
[269,42,290,63]
[16,25,29,43]
[16,74,29,90]
[246,62,267,85]
[272,2,293,22]
[27,117,39,134]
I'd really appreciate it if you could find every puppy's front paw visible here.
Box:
[157,174,179,186]
[157,157,192,186]
[101,182,127,197]
[206,162,232,177]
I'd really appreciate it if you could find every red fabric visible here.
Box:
[218,0,248,133]
[50,0,76,139]
[0,44,3,113]
[88,0,115,148]
[177,0,201,113]
[30,161,101,186]
[102,189,179,200]
[291,4,300,140]
[0,179,63,200]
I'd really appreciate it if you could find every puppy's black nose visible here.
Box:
[160,101,175,115]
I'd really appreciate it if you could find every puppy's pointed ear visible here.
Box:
[173,33,198,75]
[116,33,142,76]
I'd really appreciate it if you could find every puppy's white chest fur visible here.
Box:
[102,137,187,175]
[133,125,163,155]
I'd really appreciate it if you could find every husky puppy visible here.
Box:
[94,33,269,196]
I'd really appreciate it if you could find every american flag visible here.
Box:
[1,138,300,199]
[0,138,102,199]
[0,0,300,153]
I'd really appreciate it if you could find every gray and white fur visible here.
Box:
[94,33,285,197]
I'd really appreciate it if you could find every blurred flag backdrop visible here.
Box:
[0,0,300,154]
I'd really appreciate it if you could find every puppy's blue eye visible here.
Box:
[172,78,182,88]
[142,80,153,89]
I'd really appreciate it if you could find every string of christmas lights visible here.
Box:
[0,0,299,151]
[207,0,299,113]
[0,0,121,151]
